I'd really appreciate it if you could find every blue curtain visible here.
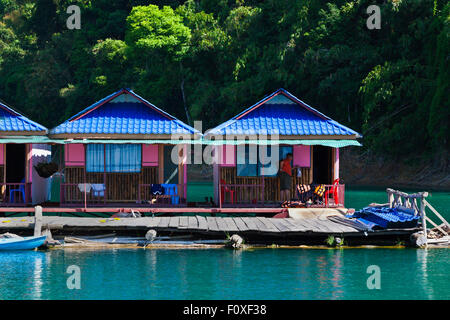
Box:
[86,144,104,172]
[86,144,141,173]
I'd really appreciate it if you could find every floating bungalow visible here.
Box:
[48,88,199,207]
[205,89,361,207]
[1,90,447,248]
[0,101,50,206]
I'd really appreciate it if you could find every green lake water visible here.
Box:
[0,186,449,300]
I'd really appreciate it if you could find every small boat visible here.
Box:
[0,235,47,251]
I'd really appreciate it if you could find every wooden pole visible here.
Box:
[388,190,394,208]
[84,144,87,210]
[103,144,106,205]
[34,205,42,237]
[420,195,427,246]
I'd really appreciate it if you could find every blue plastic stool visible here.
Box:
[10,180,26,203]
[161,184,179,205]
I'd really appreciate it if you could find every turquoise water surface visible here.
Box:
[0,248,448,300]
[0,187,448,300]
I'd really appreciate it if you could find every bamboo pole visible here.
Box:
[424,200,450,229]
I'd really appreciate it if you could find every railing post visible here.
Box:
[138,184,141,204]
[34,205,43,237]
[388,189,394,208]
[262,177,265,204]
[419,195,428,247]
[219,180,222,208]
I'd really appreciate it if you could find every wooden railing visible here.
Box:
[219,182,265,207]
[386,188,450,245]
[0,182,31,206]
[60,183,106,207]
[219,181,345,208]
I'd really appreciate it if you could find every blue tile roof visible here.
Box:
[0,102,47,133]
[50,89,198,136]
[207,89,361,137]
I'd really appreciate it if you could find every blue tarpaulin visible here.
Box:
[351,206,420,229]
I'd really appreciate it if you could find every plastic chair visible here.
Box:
[9,179,26,204]
[324,179,340,206]
[220,179,235,204]
[161,184,179,205]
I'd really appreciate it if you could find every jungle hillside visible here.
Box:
[0,0,448,187]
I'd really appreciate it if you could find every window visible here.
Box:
[236,145,292,177]
[86,144,142,173]
[236,145,257,176]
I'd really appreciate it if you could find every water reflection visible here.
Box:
[0,251,46,299]
[329,250,344,299]
[416,249,433,300]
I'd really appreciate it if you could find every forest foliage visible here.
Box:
[0,0,448,163]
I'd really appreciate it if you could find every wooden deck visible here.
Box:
[0,213,417,237]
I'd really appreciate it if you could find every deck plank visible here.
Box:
[318,219,347,233]
[223,217,239,232]
[253,217,270,232]
[169,216,180,228]
[196,216,208,231]
[283,218,310,232]
[206,216,220,232]
[157,216,170,228]
[216,218,229,232]
[316,219,342,233]
[146,217,160,228]
[241,217,259,231]
[179,216,189,228]
[188,216,198,229]
[233,217,249,231]
[257,217,280,232]
[268,218,291,232]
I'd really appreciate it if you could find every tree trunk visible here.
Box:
[179,62,192,126]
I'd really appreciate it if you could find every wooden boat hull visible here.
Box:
[0,236,47,251]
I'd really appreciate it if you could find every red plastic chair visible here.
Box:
[220,179,235,204]
[324,179,340,206]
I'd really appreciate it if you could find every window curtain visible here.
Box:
[86,144,141,172]
[86,144,104,172]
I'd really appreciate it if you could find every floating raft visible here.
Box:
[0,212,418,238]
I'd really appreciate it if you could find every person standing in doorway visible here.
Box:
[279,153,293,202]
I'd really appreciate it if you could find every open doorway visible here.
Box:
[6,144,26,183]
[312,146,332,184]
[163,145,179,184]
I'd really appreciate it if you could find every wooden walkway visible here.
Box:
[0,215,362,235]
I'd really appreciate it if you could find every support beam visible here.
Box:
[34,205,43,237]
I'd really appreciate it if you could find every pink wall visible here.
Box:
[65,144,85,166]
[142,144,158,166]
[293,145,310,167]
[220,145,236,167]
[0,144,3,165]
